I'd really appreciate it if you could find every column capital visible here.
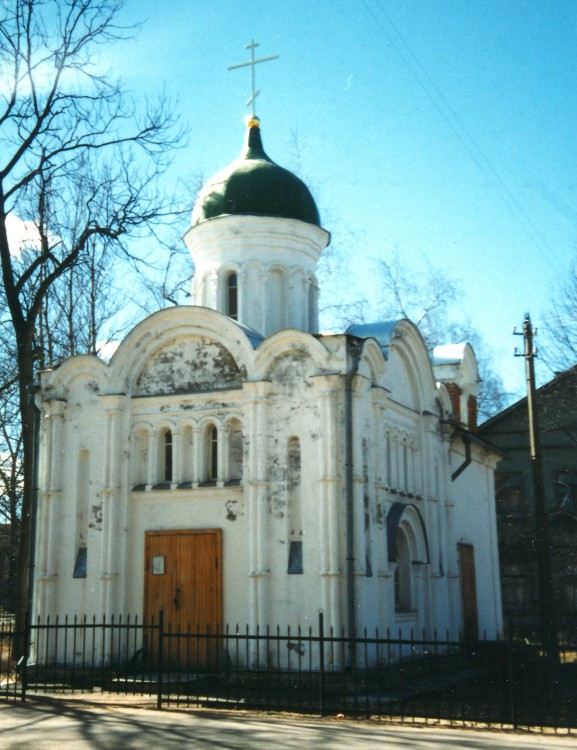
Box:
[42,398,67,418]
[99,393,129,412]
[242,380,272,399]
[311,373,341,393]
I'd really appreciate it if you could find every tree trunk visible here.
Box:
[14,343,37,655]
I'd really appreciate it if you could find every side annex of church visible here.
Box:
[33,117,503,646]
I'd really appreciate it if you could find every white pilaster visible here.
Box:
[243,381,271,630]
[99,395,129,617]
[36,399,66,617]
[315,375,342,635]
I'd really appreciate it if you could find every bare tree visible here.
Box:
[0,0,183,623]
[539,253,577,376]
[371,251,509,422]
[317,237,368,331]
[373,250,461,347]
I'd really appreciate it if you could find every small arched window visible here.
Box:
[385,430,391,488]
[402,438,409,493]
[394,527,412,612]
[227,273,238,320]
[207,424,218,482]
[287,437,303,574]
[163,429,173,483]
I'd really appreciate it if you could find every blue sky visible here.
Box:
[114,0,577,400]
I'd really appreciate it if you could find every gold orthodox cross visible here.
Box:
[228,40,279,116]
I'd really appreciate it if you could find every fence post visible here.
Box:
[157,610,164,710]
[318,611,325,716]
[507,630,517,730]
[20,611,30,702]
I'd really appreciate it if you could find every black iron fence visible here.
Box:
[1,612,576,732]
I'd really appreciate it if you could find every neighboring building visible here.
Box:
[32,117,503,665]
[480,366,577,641]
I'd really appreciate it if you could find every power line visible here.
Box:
[361,0,562,270]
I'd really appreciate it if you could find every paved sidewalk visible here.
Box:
[0,697,575,749]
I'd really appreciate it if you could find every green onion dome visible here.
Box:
[192,117,320,227]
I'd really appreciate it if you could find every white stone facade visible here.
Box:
[33,127,503,659]
[34,288,502,641]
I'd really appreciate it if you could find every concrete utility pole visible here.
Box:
[514,313,558,659]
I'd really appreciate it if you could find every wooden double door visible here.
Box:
[144,529,222,669]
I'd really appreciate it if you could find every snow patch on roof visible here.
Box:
[432,343,468,366]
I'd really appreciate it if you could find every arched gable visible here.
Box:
[357,338,386,382]
[108,306,256,395]
[432,343,480,425]
[435,383,453,419]
[381,320,437,413]
[40,354,109,401]
[254,329,330,381]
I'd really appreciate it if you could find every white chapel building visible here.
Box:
[33,116,503,647]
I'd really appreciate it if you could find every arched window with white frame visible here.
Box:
[158,427,173,485]
[394,526,412,612]
[388,504,430,617]
[402,437,409,494]
[287,437,303,573]
[206,423,218,483]
[226,271,238,320]
[385,429,392,488]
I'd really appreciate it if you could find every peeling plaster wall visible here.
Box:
[35,374,110,618]
[33,304,502,646]
[264,348,328,628]
[135,336,244,395]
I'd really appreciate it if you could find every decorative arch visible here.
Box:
[196,418,222,484]
[254,329,330,380]
[348,319,438,413]
[108,306,256,394]
[386,502,430,565]
[357,339,386,382]
[394,321,438,409]
[435,384,453,419]
[387,502,430,614]
[40,354,109,399]
[154,422,176,485]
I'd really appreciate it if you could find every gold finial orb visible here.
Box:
[246,114,261,129]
